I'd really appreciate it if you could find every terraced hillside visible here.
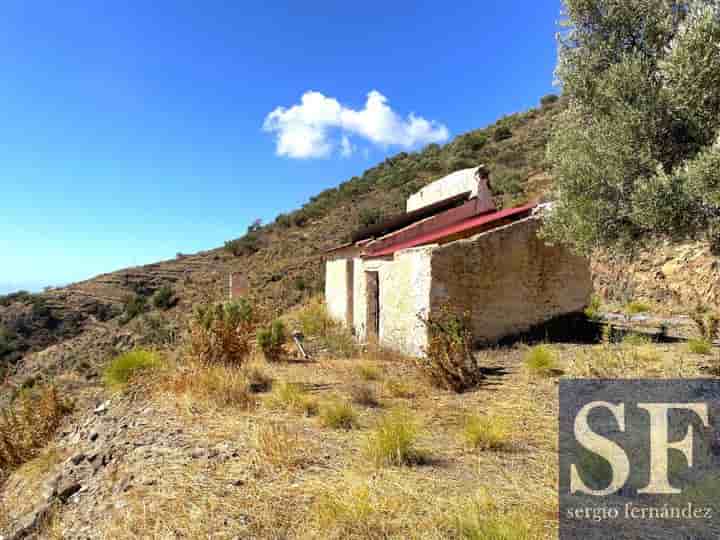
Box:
[0,97,565,381]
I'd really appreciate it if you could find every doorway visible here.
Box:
[365,271,380,338]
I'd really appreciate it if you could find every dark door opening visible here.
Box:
[366,271,379,338]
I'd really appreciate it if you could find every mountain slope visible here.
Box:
[0,97,565,382]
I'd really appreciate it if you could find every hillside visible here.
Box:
[3,96,720,540]
[0,97,564,384]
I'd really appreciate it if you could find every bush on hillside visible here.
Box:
[417,305,484,392]
[493,125,512,142]
[540,93,559,107]
[224,231,262,257]
[257,319,286,362]
[103,349,163,388]
[189,300,255,365]
[359,207,383,228]
[120,293,148,324]
[152,285,176,310]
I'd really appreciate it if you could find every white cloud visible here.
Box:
[340,135,354,157]
[263,90,449,159]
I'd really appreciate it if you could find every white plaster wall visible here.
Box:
[352,257,367,339]
[379,246,434,357]
[407,167,479,212]
[325,258,349,325]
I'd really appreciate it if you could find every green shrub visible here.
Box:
[359,207,383,228]
[417,305,483,392]
[257,319,286,362]
[152,285,176,309]
[364,408,425,467]
[120,294,148,324]
[625,301,651,315]
[189,300,255,365]
[293,276,306,291]
[103,350,162,389]
[319,399,358,430]
[540,94,559,107]
[463,414,511,451]
[275,213,292,228]
[493,125,512,141]
[224,232,262,256]
[322,327,358,358]
[688,338,712,355]
[523,345,558,376]
[296,298,334,337]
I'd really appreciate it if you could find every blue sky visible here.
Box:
[1,1,562,294]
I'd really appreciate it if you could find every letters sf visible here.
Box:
[571,401,709,496]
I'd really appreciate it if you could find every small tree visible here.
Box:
[544,0,720,254]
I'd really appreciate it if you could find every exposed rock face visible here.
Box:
[592,241,720,311]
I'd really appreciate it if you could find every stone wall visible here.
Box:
[430,217,592,343]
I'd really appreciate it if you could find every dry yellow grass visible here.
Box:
[5,337,706,539]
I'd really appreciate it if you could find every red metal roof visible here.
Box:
[363,202,536,258]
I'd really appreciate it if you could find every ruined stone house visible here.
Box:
[324,166,592,357]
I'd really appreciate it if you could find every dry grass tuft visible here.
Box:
[265,381,318,416]
[164,361,257,410]
[463,414,512,451]
[364,408,426,467]
[451,491,543,539]
[349,383,380,407]
[312,478,390,538]
[319,399,358,430]
[625,301,651,315]
[688,338,712,355]
[241,363,273,393]
[523,345,558,377]
[384,379,417,399]
[355,362,382,381]
[0,385,71,478]
[254,421,305,470]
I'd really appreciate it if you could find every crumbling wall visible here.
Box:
[430,217,592,343]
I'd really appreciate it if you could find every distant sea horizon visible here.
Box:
[0,282,48,295]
